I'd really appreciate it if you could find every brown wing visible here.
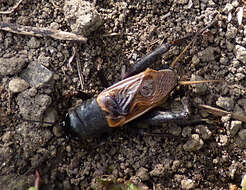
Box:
[97,68,178,127]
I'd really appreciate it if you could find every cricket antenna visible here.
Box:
[169,13,222,86]
[178,80,223,85]
[170,12,220,69]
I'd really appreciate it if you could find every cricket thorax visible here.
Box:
[97,68,178,127]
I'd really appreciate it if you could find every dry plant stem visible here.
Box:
[0,22,87,43]
[68,47,76,71]
[0,0,24,14]
[76,49,85,91]
[199,104,246,123]
[35,170,40,189]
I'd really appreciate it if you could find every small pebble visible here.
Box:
[53,126,63,137]
[27,37,40,49]
[63,0,102,36]
[181,179,195,190]
[150,164,166,177]
[234,45,246,64]
[20,62,53,88]
[226,24,238,39]
[65,145,72,153]
[9,78,29,93]
[0,52,28,76]
[198,47,219,62]
[195,125,212,140]
[216,96,234,111]
[16,91,52,120]
[2,131,12,143]
[219,135,228,146]
[183,134,204,151]
[238,129,246,141]
[42,108,57,127]
[230,121,242,136]
[182,127,192,138]
[136,167,149,181]
[223,3,234,14]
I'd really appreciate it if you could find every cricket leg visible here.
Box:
[122,43,172,79]
[140,97,191,125]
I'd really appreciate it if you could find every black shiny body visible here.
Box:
[64,98,110,138]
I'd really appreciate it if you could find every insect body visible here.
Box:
[64,68,178,138]
[64,16,221,138]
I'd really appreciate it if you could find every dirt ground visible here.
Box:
[0,0,246,189]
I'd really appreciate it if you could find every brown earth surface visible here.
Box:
[0,0,246,189]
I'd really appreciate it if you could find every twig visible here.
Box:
[0,0,24,14]
[0,22,87,43]
[199,104,246,123]
[75,46,85,91]
[67,46,76,71]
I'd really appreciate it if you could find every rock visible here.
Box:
[8,78,29,93]
[223,3,234,14]
[136,167,149,181]
[238,129,246,141]
[65,145,72,153]
[2,131,12,143]
[183,134,204,151]
[150,163,170,177]
[53,126,63,137]
[16,89,52,120]
[198,47,220,62]
[42,108,58,127]
[219,135,228,146]
[230,121,242,136]
[16,122,53,158]
[234,45,246,64]
[176,0,189,5]
[20,62,53,88]
[226,24,238,39]
[216,96,234,111]
[191,55,200,65]
[27,37,41,49]
[63,0,102,36]
[172,160,181,171]
[181,179,195,190]
[195,125,212,140]
[38,53,51,67]
[182,127,192,138]
[0,52,28,76]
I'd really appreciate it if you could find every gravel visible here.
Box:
[216,96,235,111]
[183,134,204,151]
[20,62,53,88]
[0,0,245,189]
[63,0,102,36]
[0,51,28,76]
[8,78,29,93]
